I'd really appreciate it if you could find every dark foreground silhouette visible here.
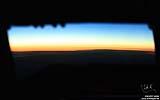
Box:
[13,49,155,79]
[14,49,159,97]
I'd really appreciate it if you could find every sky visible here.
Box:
[8,23,155,52]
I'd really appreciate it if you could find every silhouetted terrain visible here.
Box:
[13,49,160,97]
[13,49,155,80]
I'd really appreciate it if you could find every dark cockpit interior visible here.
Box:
[0,0,159,99]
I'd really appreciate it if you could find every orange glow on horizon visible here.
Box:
[10,43,155,52]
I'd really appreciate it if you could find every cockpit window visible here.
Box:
[7,23,156,79]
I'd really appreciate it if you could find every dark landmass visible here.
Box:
[13,49,160,96]
[13,49,155,80]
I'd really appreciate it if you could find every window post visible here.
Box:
[0,18,15,80]
[149,22,160,65]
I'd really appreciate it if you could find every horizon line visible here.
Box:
[12,48,155,52]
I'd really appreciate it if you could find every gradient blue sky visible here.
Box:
[8,23,155,51]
